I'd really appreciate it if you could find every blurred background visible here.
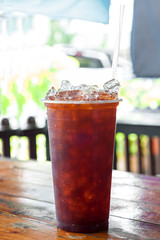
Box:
[0,0,135,124]
[0,0,160,175]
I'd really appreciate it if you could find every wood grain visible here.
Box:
[0,157,160,240]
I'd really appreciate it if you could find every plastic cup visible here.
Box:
[44,100,119,233]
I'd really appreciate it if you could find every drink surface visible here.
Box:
[45,100,119,232]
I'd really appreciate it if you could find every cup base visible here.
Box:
[57,220,108,233]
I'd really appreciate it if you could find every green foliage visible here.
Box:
[120,78,160,109]
[128,134,138,155]
[47,20,75,46]
[116,133,139,157]
[27,74,51,109]
[11,82,26,119]
[116,132,150,157]
[0,92,10,116]
[115,133,125,158]
[36,134,47,162]
[139,135,149,156]
[50,67,58,73]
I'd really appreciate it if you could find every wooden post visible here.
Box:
[148,137,155,176]
[1,118,11,157]
[124,134,130,172]
[137,135,143,173]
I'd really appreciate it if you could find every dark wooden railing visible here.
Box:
[0,111,160,176]
[0,117,50,161]
[114,110,160,176]
[114,123,160,175]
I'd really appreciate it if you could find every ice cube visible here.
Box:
[67,90,84,101]
[88,85,99,92]
[97,91,111,100]
[45,79,120,101]
[55,91,68,100]
[59,80,73,91]
[55,90,83,101]
[88,91,99,101]
[76,84,90,91]
[103,79,120,94]
[97,91,118,100]
[45,86,56,100]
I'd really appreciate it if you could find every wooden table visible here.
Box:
[0,157,160,240]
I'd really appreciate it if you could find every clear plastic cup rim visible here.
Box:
[42,98,122,105]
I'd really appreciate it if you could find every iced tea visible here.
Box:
[44,100,119,233]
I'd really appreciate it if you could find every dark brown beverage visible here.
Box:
[44,100,119,233]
